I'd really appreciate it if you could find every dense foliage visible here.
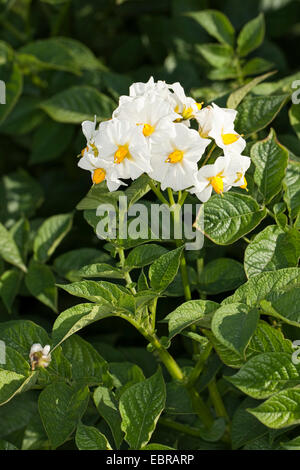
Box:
[0,0,299,451]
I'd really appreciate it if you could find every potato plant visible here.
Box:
[0,0,299,451]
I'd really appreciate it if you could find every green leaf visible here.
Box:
[76,263,123,279]
[53,38,101,71]
[29,119,74,164]
[19,39,79,74]
[38,383,90,448]
[242,57,273,76]
[0,439,18,450]
[25,260,57,312]
[19,37,100,74]
[0,370,38,406]
[228,352,300,399]
[227,71,275,109]
[0,61,23,125]
[289,103,300,140]
[223,267,300,307]
[0,223,27,272]
[119,368,166,449]
[237,13,265,57]
[195,193,266,245]
[211,303,259,357]
[53,248,111,282]
[57,280,135,314]
[283,160,300,219]
[33,212,73,263]
[249,388,300,429]
[164,300,219,339]
[0,269,22,312]
[235,94,289,136]
[40,86,116,124]
[0,320,49,356]
[196,43,233,68]
[142,443,175,450]
[62,335,109,386]
[0,169,44,224]
[281,436,300,450]
[208,66,237,81]
[251,129,288,203]
[75,423,112,450]
[76,184,122,210]
[247,320,293,359]
[198,258,246,294]
[0,96,42,136]
[125,244,168,270]
[260,285,300,327]
[207,318,292,369]
[52,303,113,347]
[94,386,123,449]
[125,174,152,208]
[231,397,268,449]
[186,10,235,47]
[244,225,300,277]
[1,346,30,376]
[10,218,30,263]
[149,246,183,293]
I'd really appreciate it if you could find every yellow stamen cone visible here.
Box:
[114,145,128,164]
[240,176,248,191]
[209,176,224,195]
[166,149,184,164]
[143,123,155,137]
[93,168,106,184]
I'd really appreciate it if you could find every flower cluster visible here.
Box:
[29,344,51,370]
[78,77,250,202]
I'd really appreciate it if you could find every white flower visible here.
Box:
[96,118,152,183]
[80,116,99,157]
[224,153,251,189]
[170,82,203,123]
[78,150,124,192]
[190,156,231,202]
[113,94,178,142]
[149,123,210,191]
[190,154,251,202]
[196,103,246,154]
[29,344,51,370]
[129,76,169,99]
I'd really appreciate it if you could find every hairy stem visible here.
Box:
[208,379,230,423]
[117,247,136,295]
[149,180,169,205]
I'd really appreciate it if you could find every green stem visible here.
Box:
[167,187,176,206]
[150,335,184,381]
[187,343,212,387]
[149,180,169,205]
[178,190,188,206]
[208,379,230,423]
[235,56,244,86]
[117,247,136,295]
[150,335,213,428]
[150,297,158,331]
[167,189,192,302]
[159,418,208,438]
[200,142,216,168]
[178,247,192,301]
